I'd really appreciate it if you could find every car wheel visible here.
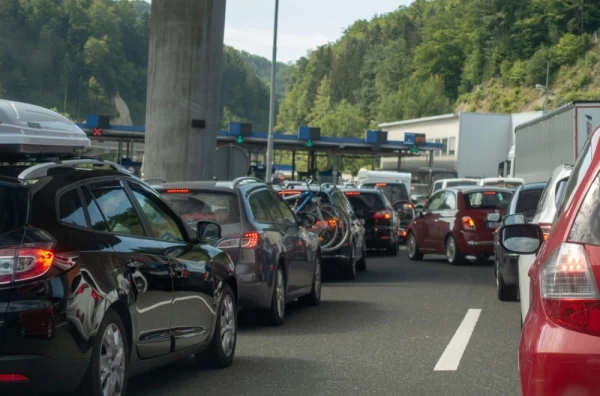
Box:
[356,244,367,271]
[407,232,423,261]
[263,266,286,326]
[195,283,237,368]
[341,244,356,280]
[300,255,322,306]
[446,235,465,265]
[79,309,128,396]
[496,262,518,301]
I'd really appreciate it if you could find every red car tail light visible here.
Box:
[0,373,29,382]
[241,232,260,249]
[541,243,600,336]
[373,210,391,220]
[0,248,54,285]
[462,216,476,231]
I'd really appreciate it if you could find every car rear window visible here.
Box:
[569,175,600,245]
[161,191,241,235]
[361,183,409,202]
[464,191,513,210]
[344,192,386,218]
[0,182,28,235]
[484,181,522,189]
[516,189,544,217]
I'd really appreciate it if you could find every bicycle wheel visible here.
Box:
[309,204,351,253]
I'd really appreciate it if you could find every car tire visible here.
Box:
[496,262,518,302]
[300,255,322,306]
[341,245,357,280]
[78,309,129,396]
[262,266,286,326]
[356,244,367,272]
[446,235,465,265]
[386,237,399,256]
[195,283,237,368]
[407,232,424,261]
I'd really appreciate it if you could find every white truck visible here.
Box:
[511,101,600,183]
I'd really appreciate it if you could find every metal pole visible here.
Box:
[265,0,279,183]
[291,151,296,180]
[544,58,549,113]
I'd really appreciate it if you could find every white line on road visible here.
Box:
[434,309,482,371]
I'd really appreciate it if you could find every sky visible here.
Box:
[224,0,412,63]
[146,0,412,63]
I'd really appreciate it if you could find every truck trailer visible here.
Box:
[513,101,600,183]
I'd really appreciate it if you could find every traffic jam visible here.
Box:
[0,98,599,396]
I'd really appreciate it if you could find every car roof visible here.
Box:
[445,186,514,194]
[340,187,381,194]
[520,182,547,191]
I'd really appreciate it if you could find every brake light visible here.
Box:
[166,189,190,193]
[241,232,260,248]
[484,191,497,195]
[0,373,29,382]
[376,183,387,187]
[373,210,391,220]
[0,248,54,285]
[541,243,600,337]
[462,217,476,230]
[345,192,360,196]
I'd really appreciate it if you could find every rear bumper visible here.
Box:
[458,231,494,254]
[520,318,600,396]
[0,355,88,395]
[366,227,396,248]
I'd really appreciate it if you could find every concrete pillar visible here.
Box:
[143,0,227,181]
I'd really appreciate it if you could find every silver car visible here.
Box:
[517,164,572,324]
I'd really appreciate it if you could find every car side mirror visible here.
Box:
[499,224,544,254]
[502,213,526,226]
[196,221,222,243]
[299,212,317,228]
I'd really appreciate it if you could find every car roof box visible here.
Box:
[0,99,90,159]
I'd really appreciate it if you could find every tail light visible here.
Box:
[541,243,600,337]
[0,374,29,382]
[0,247,54,285]
[373,210,392,220]
[241,232,260,248]
[538,222,552,241]
[462,216,476,231]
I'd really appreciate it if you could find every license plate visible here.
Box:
[486,221,500,229]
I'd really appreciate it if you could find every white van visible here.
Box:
[356,170,411,193]
[0,99,90,157]
[429,178,479,196]
[477,177,525,189]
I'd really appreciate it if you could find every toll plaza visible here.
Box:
[76,115,443,183]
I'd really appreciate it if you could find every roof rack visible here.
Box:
[231,176,264,188]
[18,159,130,180]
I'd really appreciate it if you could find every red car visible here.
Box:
[498,127,600,396]
[406,187,513,265]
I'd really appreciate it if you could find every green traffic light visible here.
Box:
[236,135,244,144]
[306,139,313,148]
[411,144,418,154]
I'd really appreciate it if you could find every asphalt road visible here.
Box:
[128,248,522,396]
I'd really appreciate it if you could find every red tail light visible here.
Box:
[540,243,600,337]
[241,232,260,248]
[462,216,476,231]
[0,373,29,382]
[166,189,190,193]
[0,248,54,285]
[373,210,392,220]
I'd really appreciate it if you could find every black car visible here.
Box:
[340,188,401,255]
[154,178,322,326]
[0,159,238,396]
[358,182,414,240]
[273,183,367,279]
[491,182,546,301]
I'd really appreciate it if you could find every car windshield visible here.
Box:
[361,183,409,202]
[161,191,241,235]
[464,191,513,210]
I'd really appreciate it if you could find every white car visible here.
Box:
[477,177,525,189]
[429,178,479,196]
[517,164,572,324]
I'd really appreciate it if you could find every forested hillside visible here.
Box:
[276,0,600,137]
[0,0,275,130]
